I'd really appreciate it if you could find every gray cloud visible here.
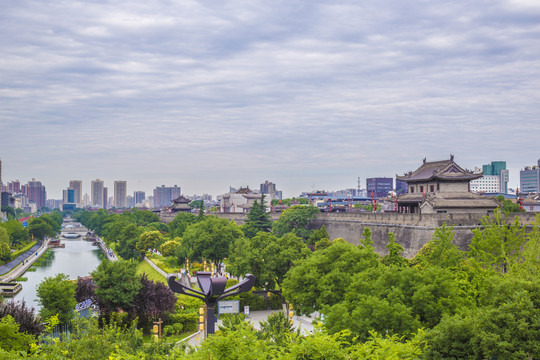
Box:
[1,0,539,198]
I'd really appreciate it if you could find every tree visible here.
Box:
[242,195,272,238]
[130,274,176,329]
[228,232,310,292]
[168,212,199,238]
[282,241,380,315]
[36,273,77,325]
[136,230,163,256]
[181,216,243,271]
[381,232,408,267]
[273,205,320,240]
[28,218,55,240]
[0,300,43,336]
[92,260,142,313]
[0,315,36,353]
[469,209,527,274]
[75,277,97,304]
[412,223,465,269]
[496,195,523,213]
[0,227,10,262]
[160,239,181,257]
[116,223,143,260]
[0,220,29,245]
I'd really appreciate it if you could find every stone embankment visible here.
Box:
[0,240,49,282]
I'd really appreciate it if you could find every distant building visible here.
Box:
[134,191,146,206]
[27,178,47,209]
[520,159,540,194]
[396,155,500,214]
[366,178,393,198]
[91,179,105,208]
[82,193,90,207]
[63,188,75,204]
[260,180,282,200]
[7,180,21,194]
[114,180,127,208]
[1,192,14,208]
[395,179,408,195]
[470,161,509,194]
[103,188,109,209]
[69,180,82,205]
[127,195,135,208]
[171,195,192,213]
[220,186,263,213]
[153,185,181,208]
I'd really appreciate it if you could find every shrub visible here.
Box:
[173,323,183,333]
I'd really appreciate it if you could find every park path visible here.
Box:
[0,240,49,282]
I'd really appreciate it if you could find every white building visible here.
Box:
[219,187,265,213]
[470,175,501,193]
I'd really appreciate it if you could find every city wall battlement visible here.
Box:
[162,211,538,259]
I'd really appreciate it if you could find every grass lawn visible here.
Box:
[147,254,179,274]
[136,260,167,284]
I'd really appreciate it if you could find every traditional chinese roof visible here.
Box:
[235,187,253,194]
[396,155,481,183]
[171,196,192,212]
[172,195,190,204]
[421,192,500,209]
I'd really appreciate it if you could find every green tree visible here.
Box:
[381,232,408,267]
[273,205,320,240]
[160,239,181,257]
[412,223,465,269]
[0,315,36,353]
[28,218,55,240]
[242,196,272,238]
[116,223,143,260]
[229,232,310,292]
[136,230,163,256]
[92,260,142,313]
[0,220,29,245]
[36,273,76,325]
[469,209,527,274]
[496,194,523,213]
[181,216,243,271]
[0,228,10,262]
[168,212,199,238]
[282,241,380,315]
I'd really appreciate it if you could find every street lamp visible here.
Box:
[167,272,255,335]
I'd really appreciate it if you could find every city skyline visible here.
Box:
[1,1,540,199]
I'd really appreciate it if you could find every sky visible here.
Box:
[1,0,540,199]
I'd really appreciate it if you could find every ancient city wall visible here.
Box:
[163,211,538,259]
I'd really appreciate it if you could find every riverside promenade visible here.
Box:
[0,239,49,282]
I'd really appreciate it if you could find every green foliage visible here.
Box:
[258,311,295,345]
[381,233,408,267]
[272,205,320,240]
[116,223,143,260]
[242,196,272,238]
[411,223,465,269]
[271,197,309,206]
[136,230,163,255]
[36,273,76,325]
[0,315,36,353]
[283,241,380,315]
[349,330,427,359]
[496,195,523,213]
[361,227,373,247]
[181,216,242,270]
[0,228,10,262]
[308,225,329,245]
[92,260,142,313]
[27,218,55,240]
[168,212,199,238]
[167,312,198,332]
[0,220,29,245]
[218,313,250,333]
[228,231,310,291]
[469,209,528,274]
[160,240,180,257]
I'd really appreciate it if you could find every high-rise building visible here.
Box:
[520,159,540,194]
[260,180,282,200]
[91,179,104,208]
[366,178,393,198]
[103,187,108,209]
[114,180,127,208]
[471,161,509,194]
[134,191,145,205]
[63,188,75,204]
[82,193,90,207]
[0,157,2,190]
[127,195,134,208]
[8,180,21,194]
[69,180,82,205]
[153,185,181,208]
[27,178,47,209]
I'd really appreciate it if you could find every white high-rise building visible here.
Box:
[114,180,127,208]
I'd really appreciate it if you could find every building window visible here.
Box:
[430,185,435,192]
[420,186,424,193]
[410,186,414,193]
[437,183,440,191]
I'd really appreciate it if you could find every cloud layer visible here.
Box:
[1,0,539,198]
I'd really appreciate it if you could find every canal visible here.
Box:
[12,238,104,310]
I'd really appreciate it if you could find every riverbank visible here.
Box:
[0,240,49,282]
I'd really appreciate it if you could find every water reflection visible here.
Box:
[11,239,103,310]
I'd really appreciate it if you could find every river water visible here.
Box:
[12,238,103,311]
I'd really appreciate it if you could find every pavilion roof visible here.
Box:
[396,155,481,183]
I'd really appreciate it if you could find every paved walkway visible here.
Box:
[0,240,48,282]
[185,309,317,347]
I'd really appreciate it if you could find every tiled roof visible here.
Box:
[397,156,481,183]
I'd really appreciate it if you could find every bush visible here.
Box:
[167,312,197,332]
[173,323,183,333]
[163,325,174,336]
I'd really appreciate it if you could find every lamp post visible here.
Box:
[168,272,255,335]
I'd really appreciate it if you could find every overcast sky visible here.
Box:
[1,0,539,199]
